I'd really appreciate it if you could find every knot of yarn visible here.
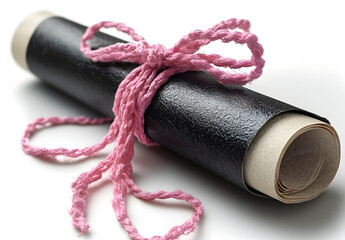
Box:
[21,18,265,240]
[147,44,167,68]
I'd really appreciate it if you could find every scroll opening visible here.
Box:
[276,126,340,202]
[243,112,340,203]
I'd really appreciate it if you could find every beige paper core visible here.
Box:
[244,113,340,203]
[11,11,54,71]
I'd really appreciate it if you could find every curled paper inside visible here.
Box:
[12,11,341,203]
[244,113,340,203]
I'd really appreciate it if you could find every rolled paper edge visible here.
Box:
[244,112,340,203]
[11,11,55,71]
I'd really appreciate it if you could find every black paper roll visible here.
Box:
[12,12,340,202]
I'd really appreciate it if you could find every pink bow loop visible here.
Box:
[80,18,264,85]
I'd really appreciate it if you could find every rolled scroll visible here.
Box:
[12,11,340,203]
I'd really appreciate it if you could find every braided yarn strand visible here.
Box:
[21,18,264,239]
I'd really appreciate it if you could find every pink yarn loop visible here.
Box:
[21,18,264,240]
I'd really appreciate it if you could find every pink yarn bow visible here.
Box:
[22,18,264,240]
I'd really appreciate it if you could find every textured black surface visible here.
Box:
[26,17,328,191]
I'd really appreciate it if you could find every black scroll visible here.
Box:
[24,16,328,191]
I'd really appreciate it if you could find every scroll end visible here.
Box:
[11,11,55,71]
[244,113,340,203]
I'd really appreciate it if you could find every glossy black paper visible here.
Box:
[26,17,328,191]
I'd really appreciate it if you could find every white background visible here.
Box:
[1,1,345,239]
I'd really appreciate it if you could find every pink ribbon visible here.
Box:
[22,18,264,240]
